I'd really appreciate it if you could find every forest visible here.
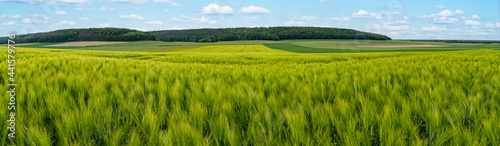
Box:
[150,27,392,42]
[0,28,156,44]
[0,27,391,44]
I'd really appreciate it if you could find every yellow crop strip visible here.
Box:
[172,44,290,54]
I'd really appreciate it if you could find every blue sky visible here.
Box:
[0,0,499,40]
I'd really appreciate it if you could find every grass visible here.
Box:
[1,42,500,145]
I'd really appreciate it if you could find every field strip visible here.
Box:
[170,44,291,54]
[330,44,447,48]
[46,41,127,47]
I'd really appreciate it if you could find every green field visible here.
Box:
[20,39,500,53]
[2,40,500,145]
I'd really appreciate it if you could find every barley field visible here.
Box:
[1,44,499,145]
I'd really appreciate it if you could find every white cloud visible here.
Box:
[2,21,16,25]
[419,9,465,18]
[98,23,110,27]
[56,10,67,15]
[465,20,481,26]
[144,20,163,24]
[77,7,115,12]
[22,18,41,23]
[31,14,50,19]
[59,20,77,25]
[109,0,146,4]
[434,5,444,9]
[0,0,89,5]
[240,6,271,14]
[352,10,377,18]
[325,17,350,21]
[285,21,306,25]
[242,17,260,21]
[168,27,186,30]
[79,17,90,21]
[471,14,481,19]
[10,15,20,18]
[56,0,88,2]
[387,32,401,36]
[171,15,217,24]
[99,7,116,12]
[164,9,169,13]
[422,26,447,31]
[485,22,500,28]
[449,28,491,36]
[293,16,317,20]
[153,0,169,3]
[56,0,90,2]
[22,14,50,24]
[120,14,144,20]
[416,5,422,8]
[371,24,410,31]
[201,4,233,15]
[352,10,401,19]
[393,20,409,24]
[170,2,181,6]
[153,0,180,6]
[485,23,495,28]
[0,15,6,18]
[319,0,330,2]
[434,17,458,23]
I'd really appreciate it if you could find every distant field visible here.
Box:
[20,39,500,53]
[331,44,445,48]
[46,41,126,47]
[18,41,205,51]
[173,45,288,54]
[265,40,500,53]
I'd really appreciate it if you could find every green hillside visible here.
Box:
[150,27,392,42]
[0,28,156,44]
[1,27,392,44]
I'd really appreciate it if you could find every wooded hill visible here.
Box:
[0,27,391,44]
[150,27,391,42]
[0,28,156,44]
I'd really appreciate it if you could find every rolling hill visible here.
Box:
[0,27,391,44]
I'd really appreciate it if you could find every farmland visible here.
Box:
[1,40,500,145]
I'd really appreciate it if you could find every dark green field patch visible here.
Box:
[264,43,365,53]
[265,42,500,53]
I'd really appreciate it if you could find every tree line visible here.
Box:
[150,27,392,42]
[0,27,392,44]
[0,28,156,44]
